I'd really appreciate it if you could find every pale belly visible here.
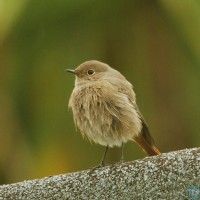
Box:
[69,86,142,147]
[78,116,131,147]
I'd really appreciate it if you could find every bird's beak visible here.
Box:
[65,69,77,75]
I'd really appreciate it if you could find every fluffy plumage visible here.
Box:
[68,60,160,156]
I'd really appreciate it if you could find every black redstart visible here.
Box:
[67,60,160,166]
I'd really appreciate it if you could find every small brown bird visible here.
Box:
[67,60,160,166]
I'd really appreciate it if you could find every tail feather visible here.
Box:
[134,135,161,156]
[133,105,160,156]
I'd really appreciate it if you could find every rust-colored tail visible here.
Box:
[133,109,160,156]
[134,135,161,156]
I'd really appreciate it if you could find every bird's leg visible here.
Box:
[120,142,124,162]
[100,145,109,167]
[92,145,109,169]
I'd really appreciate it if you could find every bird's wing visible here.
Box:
[116,79,155,146]
[133,104,155,145]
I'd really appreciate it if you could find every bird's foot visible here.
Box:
[91,161,107,170]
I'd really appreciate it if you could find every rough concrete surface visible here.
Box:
[0,148,200,199]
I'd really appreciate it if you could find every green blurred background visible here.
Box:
[1,0,200,184]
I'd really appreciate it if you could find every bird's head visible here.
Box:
[66,60,122,85]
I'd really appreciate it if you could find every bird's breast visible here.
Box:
[69,83,142,147]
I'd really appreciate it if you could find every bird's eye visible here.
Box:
[87,69,95,75]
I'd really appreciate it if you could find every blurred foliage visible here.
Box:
[0,0,200,184]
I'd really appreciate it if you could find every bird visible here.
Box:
[66,60,160,166]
